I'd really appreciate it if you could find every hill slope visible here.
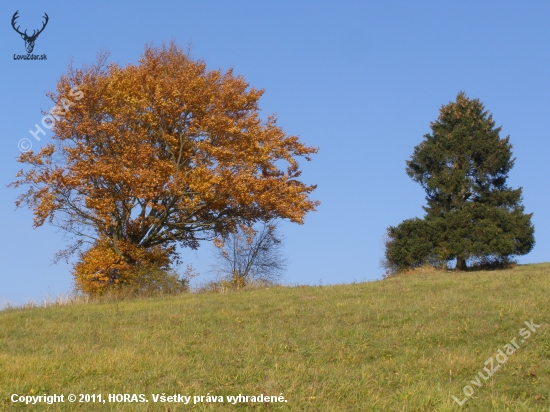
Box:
[1,263,549,411]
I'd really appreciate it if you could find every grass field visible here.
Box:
[1,263,549,411]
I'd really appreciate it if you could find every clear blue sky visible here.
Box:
[1,1,549,306]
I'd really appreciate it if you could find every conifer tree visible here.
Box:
[384,92,534,272]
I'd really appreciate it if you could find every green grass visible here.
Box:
[1,263,549,411]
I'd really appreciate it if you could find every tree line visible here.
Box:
[11,43,535,295]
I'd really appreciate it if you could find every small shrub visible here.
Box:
[196,275,275,294]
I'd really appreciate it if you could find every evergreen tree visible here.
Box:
[384,92,534,272]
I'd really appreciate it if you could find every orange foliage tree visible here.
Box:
[12,43,319,295]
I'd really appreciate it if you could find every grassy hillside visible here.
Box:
[1,263,549,411]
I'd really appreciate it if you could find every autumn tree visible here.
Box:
[211,220,286,287]
[12,43,318,295]
[384,92,534,273]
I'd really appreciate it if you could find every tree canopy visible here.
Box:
[12,43,319,294]
[384,92,534,273]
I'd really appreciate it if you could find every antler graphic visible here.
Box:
[11,11,25,37]
[11,11,49,53]
[34,13,49,38]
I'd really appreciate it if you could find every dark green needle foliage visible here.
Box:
[384,92,535,273]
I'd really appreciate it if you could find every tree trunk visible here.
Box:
[456,257,468,271]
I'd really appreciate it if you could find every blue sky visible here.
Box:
[1,1,549,306]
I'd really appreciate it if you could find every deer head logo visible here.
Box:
[11,11,49,54]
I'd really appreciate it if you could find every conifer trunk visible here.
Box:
[456,257,468,271]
